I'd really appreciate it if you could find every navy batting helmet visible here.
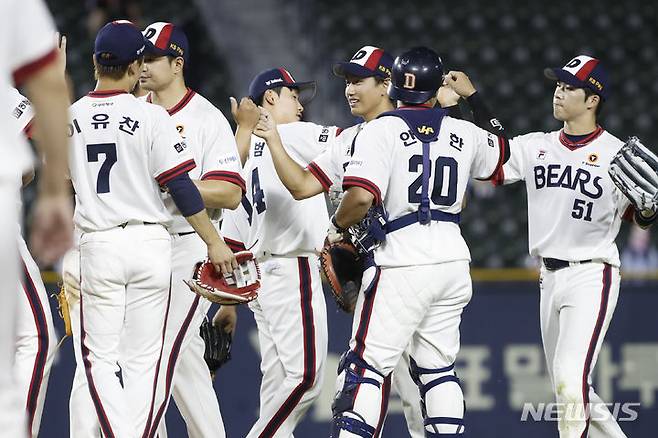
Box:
[388,47,444,105]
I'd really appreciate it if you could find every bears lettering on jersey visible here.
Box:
[533,164,603,199]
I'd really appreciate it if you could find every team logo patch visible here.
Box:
[588,153,598,164]
[176,125,184,135]
[417,125,434,135]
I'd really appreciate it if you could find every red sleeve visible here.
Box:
[13,48,58,86]
[201,170,247,194]
[342,176,382,205]
[155,159,196,186]
[307,162,332,192]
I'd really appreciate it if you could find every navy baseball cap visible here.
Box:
[142,22,189,62]
[333,46,393,79]
[544,55,609,100]
[248,68,316,104]
[94,20,145,66]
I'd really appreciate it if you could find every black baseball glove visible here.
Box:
[609,137,658,213]
[199,320,232,376]
[320,240,363,313]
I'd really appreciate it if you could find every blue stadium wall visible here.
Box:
[38,277,657,437]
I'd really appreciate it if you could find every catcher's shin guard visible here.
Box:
[409,357,465,436]
[330,351,384,438]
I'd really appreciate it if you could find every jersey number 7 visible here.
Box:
[86,143,117,193]
[408,155,458,206]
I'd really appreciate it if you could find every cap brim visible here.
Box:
[288,81,317,104]
[143,39,170,58]
[544,67,585,88]
[333,62,379,78]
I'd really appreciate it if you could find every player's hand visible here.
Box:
[326,215,345,244]
[55,33,67,75]
[445,71,477,98]
[253,107,278,141]
[208,239,238,275]
[230,96,260,131]
[213,305,237,335]
[30,194,73,266]
[437,83,461,107]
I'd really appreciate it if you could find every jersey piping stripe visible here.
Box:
[13,47,58,86]
[21,260,50,435]
[87,90,128,98]
[307,162,333,191]
[155,159,196,185]
[259,257,316,438]
[225,237,246,252]
[201,170,247,193]
[559,126,604,150]
[580,264,611,438]
[343,176,382,205]
[351,268,381,403]
[167,89,195,116]
[147,294,200,438]
[154,24,174,50]
[80,281,116,438]
[143,280,174,438]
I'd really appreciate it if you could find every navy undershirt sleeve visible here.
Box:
[164,173,205,217]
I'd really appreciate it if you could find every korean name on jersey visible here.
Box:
[68,92,195,232]
[344,115,502,268]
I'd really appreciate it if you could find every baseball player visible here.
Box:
[0,1,72,436]
[492,55,657,438]
[139,22,245,438]
[250,46,464,438]
[67,21,235,438]
[7,85,60,438]
[314,46,508,437]
[224,67,340,438]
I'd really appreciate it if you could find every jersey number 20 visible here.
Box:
[87,143,117,193]
[407,155,458,206]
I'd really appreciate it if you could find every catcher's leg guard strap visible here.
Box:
[331,351,384,437]
[409,357,465,436]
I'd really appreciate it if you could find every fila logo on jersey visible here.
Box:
[534,164,603,199]
[537,150,547,160]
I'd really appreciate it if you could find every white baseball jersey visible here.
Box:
[68,91,195,232]
[345,113,502,267]
[307,123,362,190]
[497,128,630,266]
[145,90,244,233]
[0,0,56,180]
[242,122,339,257]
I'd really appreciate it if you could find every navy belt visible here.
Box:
[177,231,196,237]
[543,258,592,271]
[385,209,460,234]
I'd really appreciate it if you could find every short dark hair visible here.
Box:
[93,56,144,80]
[583,88,604,117]
[255,86,283,106]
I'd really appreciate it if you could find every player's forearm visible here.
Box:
[335,187,373,228]
[265,131,324,200]
[185,209,223,246]
[235,125,252,166]
[24,64,70,196]
[194,180,242,210]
